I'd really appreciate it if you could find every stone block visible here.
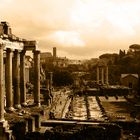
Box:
[0,121,12,140]
[25,117,35,132]
[31,113,41,129]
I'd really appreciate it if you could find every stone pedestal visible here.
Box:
[12,121,27,139]
[31,114,40,129]
[25,117,35,132]
[0,121,12,140]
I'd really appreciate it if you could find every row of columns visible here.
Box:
[0,43,41,122]
[96,66,109,85]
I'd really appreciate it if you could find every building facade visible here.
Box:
[120,74,139,91]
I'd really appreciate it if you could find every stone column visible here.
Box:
[0,43,5,122]
[96,66,99,84]
[33,50,40,106]
[46,79,49,90]
[20,50,27,106]
[105,66,109,85]
[101,67,104,85]
[46,79,51,105]
[49,72,53,102]
[0,44,12,140]
[13,50,21,109]
[49,72,53,92]
[5,48,14,112]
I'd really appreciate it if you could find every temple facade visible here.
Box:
[96,60,109,85]
[0,21,41,139]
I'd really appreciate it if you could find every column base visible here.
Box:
[5,107,15,113]
[105,83,109,85]
[14,104,21,109]
[21,102,28,107]
[0,120,9,132]
[34,102,41,107]
[0,120,8,127]
[0,121,12,140]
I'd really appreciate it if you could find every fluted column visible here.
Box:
[33,50,40,106]
[0,44,5,121]
[5,48,14,112]
[96,66,99,84]
[101,67,104,85]
[105,66,109,85]
[20,50,27,106]
[13,50,21,109]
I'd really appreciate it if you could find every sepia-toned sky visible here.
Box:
[1,0,140,59]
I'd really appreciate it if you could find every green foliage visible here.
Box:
[119,49,126,59]
[99,53,118,59]
[53,69,74,86]
[129,44,140,50]
[109,45,140,84]
[97,45,140,84]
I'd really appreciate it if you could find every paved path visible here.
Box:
[51,91,70,118]
[41,89,71,121]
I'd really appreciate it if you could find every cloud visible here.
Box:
[0,0,140,59]
[46,30,85,47]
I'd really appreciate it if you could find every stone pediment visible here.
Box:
[121,74,139,79]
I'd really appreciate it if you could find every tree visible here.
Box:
[119,49,125,59]
[53,70,74,86]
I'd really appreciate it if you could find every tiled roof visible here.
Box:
[121,74,139,79]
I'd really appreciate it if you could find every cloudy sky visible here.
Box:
[1,0,140,59]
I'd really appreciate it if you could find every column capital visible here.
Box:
[0,43,5,49]
[13,49,19,54]
[33,50,40,54]
[20,50,26,55]
[6,48,12,53]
